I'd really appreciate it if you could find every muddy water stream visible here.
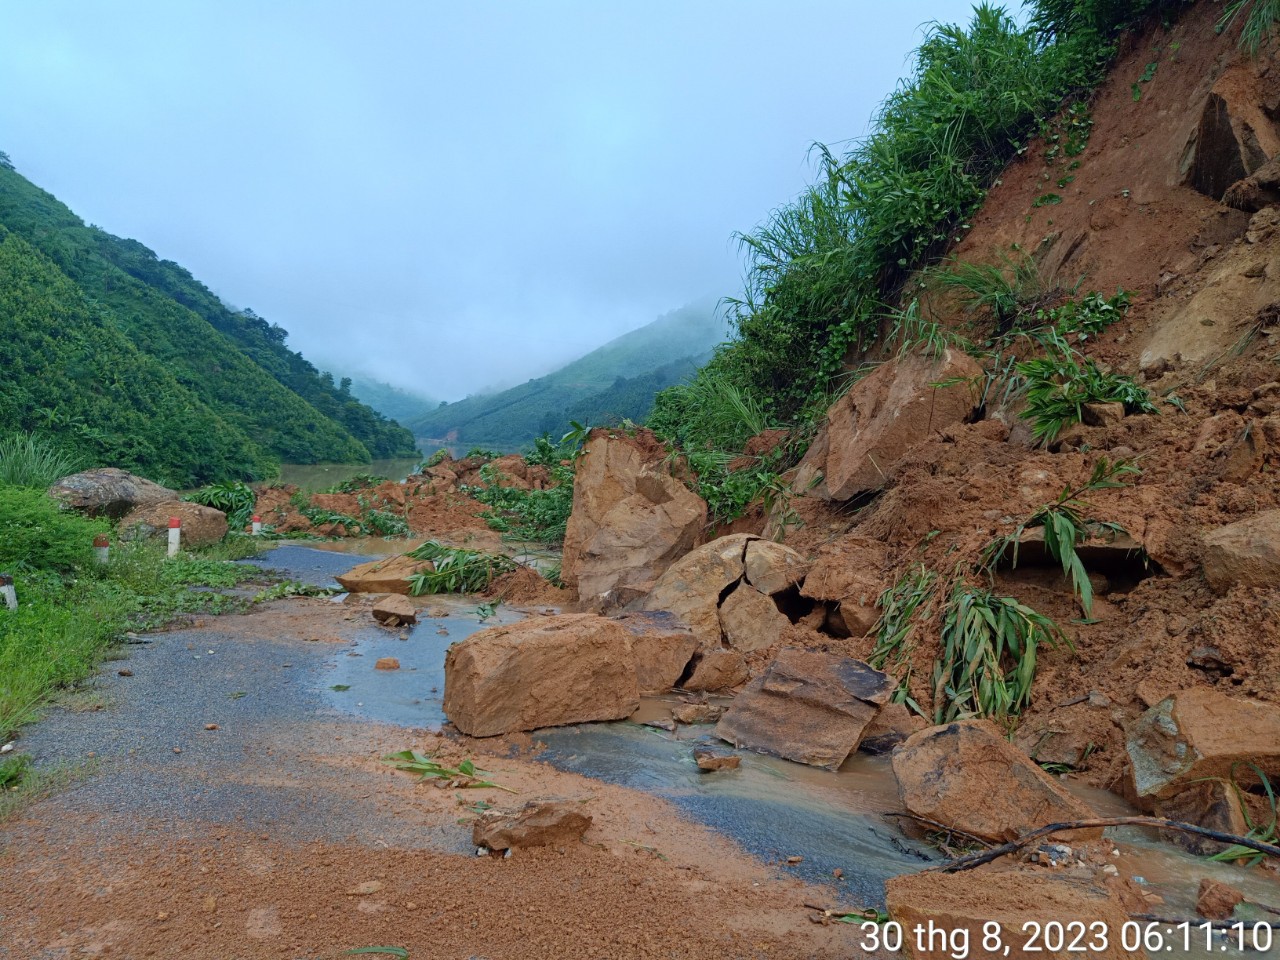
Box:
[254,544,1280,928]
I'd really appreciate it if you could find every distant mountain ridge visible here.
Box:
[0,155,418,486]
[406,303,726,448]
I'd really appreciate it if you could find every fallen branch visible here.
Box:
[925,817,1280,873]
[886,812,994,849]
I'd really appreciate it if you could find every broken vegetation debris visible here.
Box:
[382,749,515,792]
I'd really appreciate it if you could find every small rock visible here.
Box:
[1197,879,1243,921]
[671,702,725,725]
[693,748,741,771]
[117,668,134,677]
[833,868,843,879]
[785,855,803,864]
[346,881,385,896]
[202,896,217,913]
[204,723,219,731]
[172,747,182,754]
[471,798,593,851]
[375,657,401,671]
[373,594,418,626]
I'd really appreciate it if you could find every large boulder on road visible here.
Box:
[443,614,639,736]
[561,428,706,612]
[49,468,176,520]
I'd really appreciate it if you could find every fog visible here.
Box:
[0,0,980,400]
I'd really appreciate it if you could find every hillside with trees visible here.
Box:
[0,157,417,485]
[408,302,725,448]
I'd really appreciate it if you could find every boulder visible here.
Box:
[561,429,706,612]
[1202,510,1280,593]
[638,534,754,645]
[742,539,810,596]
[372,594,417,626]
[1125,688,1280,801]
[718,582,788,653]
[892,720,1099,843]
[681,648,749,693]
[795,348,981,501]
[119,500,228,548]
[715,648,894,769]
[885,871,1142,960]
[472,799,592,851]
[671,702,725,725]
[336,554,433,595]
[800,535,889,637]
[613,611,698,696]
[443,614,639,736]
[49,468,176,520]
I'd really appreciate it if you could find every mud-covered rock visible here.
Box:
[1202,509,1280,592]
[717,581,788,653]
[795,348,981,501]
[372,594,417,626]
[49,468,176,520]
[472,799,592,851]
[742,539,810,595]
[1125,688,1280,801]
[860,701,925,755]
[892,720,1099,843]
[119,500,228,548]
[561,429,706,612]
[443,614,639,736]
[886,871,1141,960]
[800,535,889,638]
[613,611,698,696]
[680,648,749,693]
[638,534,754,645]
[693,748,740,772]
[337,554,432,595]
[1154,779,1250,855]
[715,648,893,769]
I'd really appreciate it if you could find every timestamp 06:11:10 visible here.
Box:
[854,919,1276,957]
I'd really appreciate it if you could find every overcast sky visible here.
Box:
[1,0,980,401]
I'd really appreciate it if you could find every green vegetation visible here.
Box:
[1217,0,1280,54]
[469,467,575,545]
[982,458,1139,614]
[1207,764,1278,866]
[0,482,267,744]
[185,480,257,531]
[406,541,517,594]
[935,584,1070,725]
[408,303,724,448]
[0,164,416,485]
[0,432,87,488]
[383,749,514,792]
[1018,337,1156,445]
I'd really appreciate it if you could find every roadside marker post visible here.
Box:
[167,516,181,557]
[0,573,16,611]
[252,514,262,536]
[93,535,110,565]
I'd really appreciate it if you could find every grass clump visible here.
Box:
[184,479,257,530]
[982,457,1139,615]
[1018,339,1156,445]
[935,584,1070,725]
[0,432,87,489]
[406,541,516,595]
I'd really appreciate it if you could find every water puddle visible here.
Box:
[265,546,1280,919]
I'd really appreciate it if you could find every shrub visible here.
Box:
[184,480,256,530]
[0,432,86,489]
[406,541,516,594]
[1018,343,1156,445]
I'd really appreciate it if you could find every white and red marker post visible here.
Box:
[167,516,181,557]
[93,534,110,565]
[0,573,16,611]
[251,514,262,536]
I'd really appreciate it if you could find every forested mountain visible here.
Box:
[316,371,440,426]
[407,303,725,448]
[0,157,417,485]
